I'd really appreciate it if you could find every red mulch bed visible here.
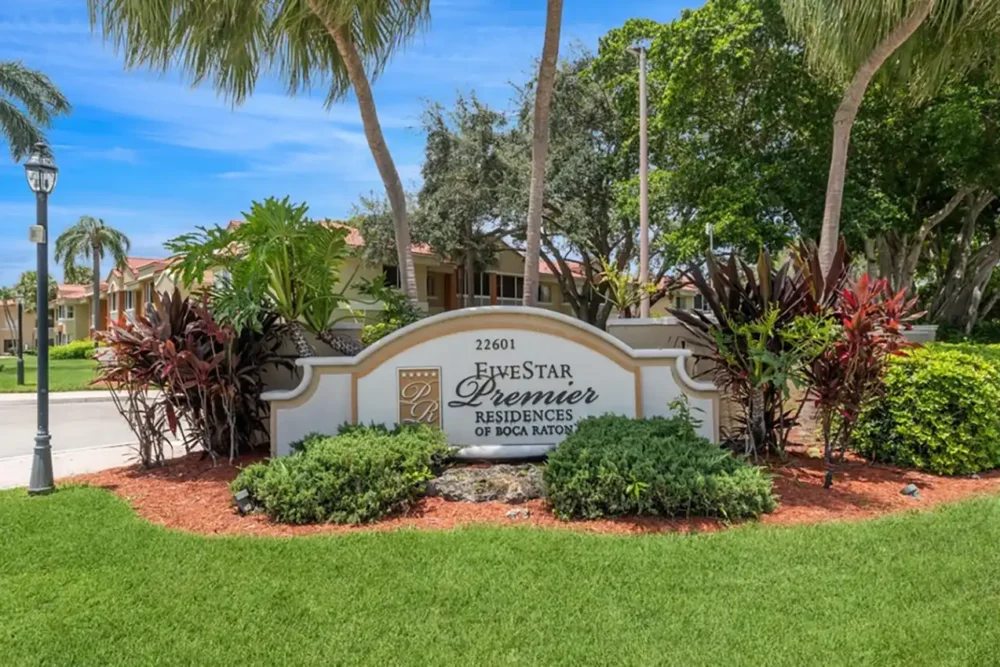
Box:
[65,448,1000,538]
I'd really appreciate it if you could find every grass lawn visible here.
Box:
[0,356,99,393]
[2,488,1000,666]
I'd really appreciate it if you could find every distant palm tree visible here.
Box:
[522,0,564,307]
[55,216,130,333]
[0,286,17,338]
[0,61,70,161]
[780,0,1000,275]
[88,0,429,305]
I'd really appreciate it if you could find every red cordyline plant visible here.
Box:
[672,239,850,458]
[805,274,922,487]
[94,290,289,466]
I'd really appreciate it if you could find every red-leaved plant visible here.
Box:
[94,290,290,466]
[805,274,922,486]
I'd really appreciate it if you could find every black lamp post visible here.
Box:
[16,297,24,385]
[25,142,57,495]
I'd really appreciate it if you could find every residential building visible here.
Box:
[0,300,48,354]
[228,219,584,320]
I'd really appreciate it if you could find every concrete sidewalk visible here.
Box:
[0,441,185,490]
[0,390,116,405]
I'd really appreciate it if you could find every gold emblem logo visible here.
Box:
[398,368,442,427]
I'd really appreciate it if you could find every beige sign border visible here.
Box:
[263,307,720,456]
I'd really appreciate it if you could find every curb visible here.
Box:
[0,392,116,406]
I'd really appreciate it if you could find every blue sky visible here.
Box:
[0,0,691,286]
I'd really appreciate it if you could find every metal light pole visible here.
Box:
[16,297,24,385]
[25,143,58,495]
[630,45,650,318]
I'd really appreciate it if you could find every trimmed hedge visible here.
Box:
[231,424,452,525]
[543,411,776,521]
[50,339,95,360]
[854,346,1000,475]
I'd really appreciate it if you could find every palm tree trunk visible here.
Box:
[817,0,934,276]
[313,16,419,307]
[91,246,101,335]
[522,0,564,306]
[289,324,314,358]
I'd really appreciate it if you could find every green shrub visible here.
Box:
[930,342,1000,368]
[543,409,776,521]
[50,339,95,360]
[230,425,452,524]
[854,347,1000,475]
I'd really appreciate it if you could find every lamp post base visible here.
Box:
[16,357,24,385]
[27,433,54,495]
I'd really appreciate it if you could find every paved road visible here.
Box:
[0,398,137,459]
[0,393,183,489]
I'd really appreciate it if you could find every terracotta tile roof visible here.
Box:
[107,257,171,281]
[57,282,109,300]
[537,256,586,278]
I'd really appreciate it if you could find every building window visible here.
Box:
[144,282,154,305]
[110,292,118,312]
[693,294,706,312]
[382,265,402,288]
[457,271,490,306]
[125,291,135,311]
[426,274,437,298]
[497,274,523,306]
[65,305,74,319]
[538,284,553,303]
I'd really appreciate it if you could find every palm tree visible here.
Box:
[0,286,17,338]
[522,0,564,307]
[55,216,130,333]
[88,0,428,305]
[0,61,70,161]
[780,0,1000,275]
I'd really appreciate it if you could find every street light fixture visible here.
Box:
[24,142,57,495]
[16,296,24,385]
[628,44,650,318]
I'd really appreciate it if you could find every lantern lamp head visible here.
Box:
[24,143,58,195]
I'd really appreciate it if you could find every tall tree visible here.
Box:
[780,0,1000,275]
[63,265,95,286]
[0,286,17,336]
[14,271,58,315]
[505,53,651,328]
[0,61,70,161]
[522,0,564,307]
[591,2,833,266]
[88,0,429,304]
[55,216,130,333]
[418,95,512,307]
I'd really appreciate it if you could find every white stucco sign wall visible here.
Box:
[263,307,719,459]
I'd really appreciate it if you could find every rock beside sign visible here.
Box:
[427,464,545,504]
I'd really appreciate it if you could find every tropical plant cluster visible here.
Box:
[671,241,850,457]
[231,424,452,525]
[854,345,1000,475]
[357,275,423,346]
[94,290,289,466]
[167,197,362,357]
[543,407,776,521]
[675,239,922,483]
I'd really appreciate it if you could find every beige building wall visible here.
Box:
[0,306,43,353]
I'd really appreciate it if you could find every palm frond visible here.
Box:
[0,98,44,161]
[780,0,1000,97]
[88,0,430,107]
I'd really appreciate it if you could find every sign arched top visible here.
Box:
[264,307,720,459]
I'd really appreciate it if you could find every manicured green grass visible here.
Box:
[0,356,98,393]
[3,488,1000,666]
